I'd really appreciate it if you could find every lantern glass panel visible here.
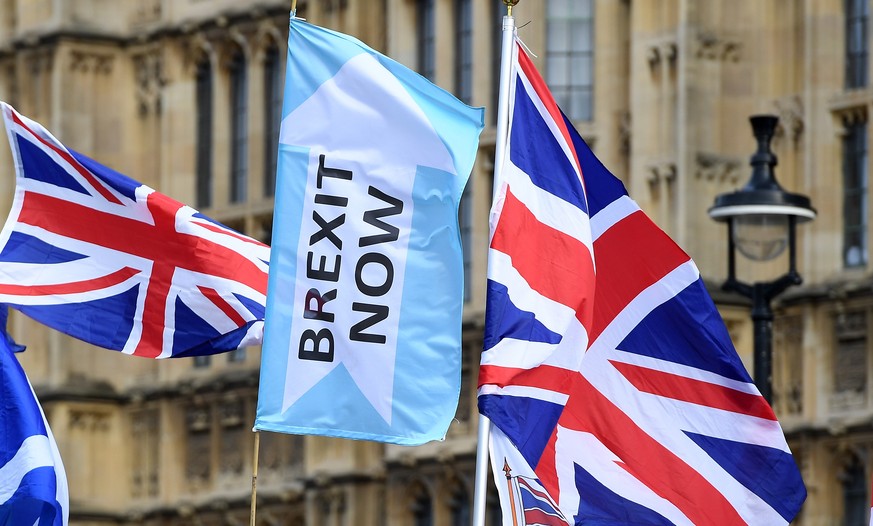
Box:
[732,214,789,261]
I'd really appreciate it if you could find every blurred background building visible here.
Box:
[0,0,868,524]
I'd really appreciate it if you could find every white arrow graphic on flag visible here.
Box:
[278,51,456,425]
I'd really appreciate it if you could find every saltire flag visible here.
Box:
[0,103,269,358]
[490,426,569,526]
[478,39,806,525]
[255,17,484,445]
[516,477,568,526]
[0,305,69,525]
[517,474,570,526]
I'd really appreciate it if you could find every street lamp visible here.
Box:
[708,115,816,404]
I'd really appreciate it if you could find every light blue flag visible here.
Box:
[0,305,69,525]
[254,18,484,445]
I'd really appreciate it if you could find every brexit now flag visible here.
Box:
[0,103,269,358]
[0,305,69,525]
[478,40,806,525]
[255,18,484,444]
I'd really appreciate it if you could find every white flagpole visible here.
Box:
[471,414,494,526]
[472,3,518,526]
[489,5,518,202]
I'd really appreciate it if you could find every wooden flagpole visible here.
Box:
[249,431,261,526]
[250,3,286,524]
[472,2,519,526]
[503,460,520,526]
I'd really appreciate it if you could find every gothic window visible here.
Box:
[841,455,868,526]
[264,44,283,198]
[454,0,473,104]
[411,485,433,526]
[258,215,273,244]
[230,49,248,203]
[491,0,505,124]
[846,0,869,89]
[450,487,471,526]
[195,59,213,209]
[185,404,212,485]
[834,311,868,397]
[130,409,159,498]
[193,354,211,368]
[219,398,245,476]
[843,119,868,268]
[227,346,246,363]
[418,0,436,81]
[546,0,594,121]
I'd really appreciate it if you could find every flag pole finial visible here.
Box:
[502,458,520,526]
[503,0,519,16]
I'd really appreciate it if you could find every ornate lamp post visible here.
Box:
[708,115,816,403]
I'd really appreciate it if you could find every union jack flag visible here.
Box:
[478,42,806,525]
[0,103,269,358]
[517,474,569,526]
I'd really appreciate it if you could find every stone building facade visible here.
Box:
[0,0,869,524]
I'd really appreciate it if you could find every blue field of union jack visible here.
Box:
[0,103,269,358]
[478,42,806,525]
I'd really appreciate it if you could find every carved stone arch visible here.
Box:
[405,476,436,520]
[440,464,474,503]
[221,29,251,71]
[441,466,474,522]
[185,33,217,75]
[406,475,435,501]
[835,443,870,524]
[253,22,285,63]
[836,442,870,472]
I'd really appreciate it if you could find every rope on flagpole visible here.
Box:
[249,431,261,526]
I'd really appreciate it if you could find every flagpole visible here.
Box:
[490,2,518,202]
[249,431,261,526]
[472,3,518,526]
[472,415,493,526]
[291,0,297,16]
